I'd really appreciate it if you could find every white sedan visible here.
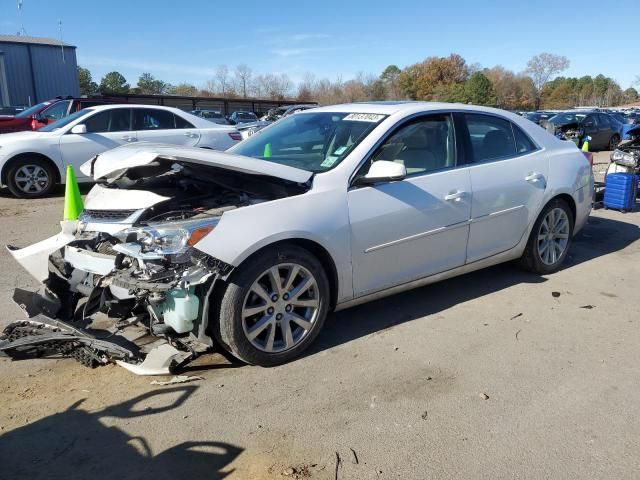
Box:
[0,104,242,198]
[4,102,593,373]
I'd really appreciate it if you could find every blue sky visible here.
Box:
[1,0,638,89]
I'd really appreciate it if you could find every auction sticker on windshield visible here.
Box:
[343,113,385,122]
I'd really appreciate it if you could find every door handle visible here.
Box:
[525,172,544,183]
[121,135,136,142]
[183,132,198,138]
[444,190,468,202]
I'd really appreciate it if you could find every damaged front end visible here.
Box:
[1,146,310,374]
[550,121,584,146]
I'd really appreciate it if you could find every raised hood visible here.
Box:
[80,143,313,184]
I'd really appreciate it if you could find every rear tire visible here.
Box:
[518,198,574,275]
[6,158,56,198]
[213,244,330,366]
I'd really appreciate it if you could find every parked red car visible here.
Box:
[0,97,112,134]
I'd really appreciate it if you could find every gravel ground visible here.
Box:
[0,160,639,480]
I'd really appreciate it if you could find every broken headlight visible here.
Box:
[121,217,219,256]
[611,149,638,168]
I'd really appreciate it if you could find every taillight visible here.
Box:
[228,132,242,141]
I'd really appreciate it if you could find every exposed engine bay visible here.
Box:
[551,121,583,146]
[1,149,310,375]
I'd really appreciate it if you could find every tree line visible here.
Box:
[78,53,640,110]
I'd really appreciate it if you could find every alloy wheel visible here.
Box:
[242,263,320,353]
[14,165,50,194]
[537,207,570,265]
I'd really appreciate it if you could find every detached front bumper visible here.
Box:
[2,227,231,375]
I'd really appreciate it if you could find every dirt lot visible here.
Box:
[1,153,639,479]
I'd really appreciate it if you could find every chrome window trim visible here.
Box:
[348,108,544,188]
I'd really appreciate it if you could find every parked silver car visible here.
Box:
[4,102,593,373]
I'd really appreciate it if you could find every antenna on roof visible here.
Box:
[16,0,28,36]
[58,19,65,62]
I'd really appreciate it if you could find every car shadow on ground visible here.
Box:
[309,215,640,356]
[0,387,243,480]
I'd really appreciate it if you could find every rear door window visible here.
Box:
[463,113,516,163]
[134,108,176,130]
[174,114,195,129]
[513,125,537,154]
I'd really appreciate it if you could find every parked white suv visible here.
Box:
[0,104,242,198]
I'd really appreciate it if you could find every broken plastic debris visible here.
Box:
[150,375,204,386]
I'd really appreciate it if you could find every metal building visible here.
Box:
[0,34,79,107]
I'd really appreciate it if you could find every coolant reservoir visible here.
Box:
[162,288,200,334]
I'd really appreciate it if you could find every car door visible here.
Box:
[462,113,548,263]
[582,114,604,149]
[596,113,616,149]
[58,108,135,180]
[133,108,201,146]
[348,113,472,296]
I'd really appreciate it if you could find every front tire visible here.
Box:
[609,134,620,151]
[518,198,574,275]
[6,158,56,198]
[214,244,330,366]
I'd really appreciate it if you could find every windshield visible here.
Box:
[228,111,386,173]
[38,109,90,132]
[15,102,51,118]
[236,112,257,120]
[549,112,587,124]
[202,111,223,118]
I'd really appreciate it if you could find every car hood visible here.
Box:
[80,143,313,184]
[0,130,58,144]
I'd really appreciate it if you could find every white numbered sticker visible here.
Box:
[343,113,385,122]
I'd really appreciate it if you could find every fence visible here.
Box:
[90,93,316,116]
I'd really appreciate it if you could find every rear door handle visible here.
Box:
[121,135,136,142]
[444,190,468,202]
[525,172,544,183]
[183,132,198,138]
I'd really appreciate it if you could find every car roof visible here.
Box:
[85,104,186,113]
[308,101,529,118]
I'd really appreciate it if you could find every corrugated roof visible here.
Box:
[0,34,74,47]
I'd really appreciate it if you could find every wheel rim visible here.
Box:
[14,165,50,194]
[537,208,570,266]
[610,136,619,150]
[242,263,320,353]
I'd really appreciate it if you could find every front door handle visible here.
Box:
[121,135,136,142]
[525,172,545,183]
[183,132,198,138]
[444,190,468,202]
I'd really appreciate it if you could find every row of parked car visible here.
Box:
[520,108,640,151]
[0,98,320,198]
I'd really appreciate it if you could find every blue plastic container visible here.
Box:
[604,173,638,211]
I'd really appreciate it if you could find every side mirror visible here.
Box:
[70,124,87,134]
[354,160,406,186]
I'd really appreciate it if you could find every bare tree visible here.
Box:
[525,53,570,109]
[235,64,252,98]
[215,64,231,97]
